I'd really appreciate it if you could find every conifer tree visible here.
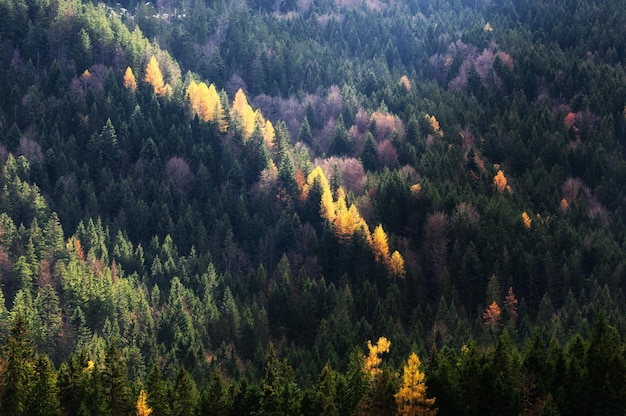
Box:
[29,354,61,416]
[104,339,134,416]
[2,313,36,416]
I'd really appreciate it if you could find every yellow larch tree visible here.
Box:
[263,119,275,149]
[207,83,224,125]
[123,67,137,91]
[521,211,532,229]
[307,166,335,222]
[333,191,369,242]
[136,389,153,416]
[395,352,437,416]
[371,224,391,266]
[364,336,391,376]
[390,250,406,279]
[493,169,507,193]
[231,88,256,139]
[425,114,444,138]
[144,55,169,97]
[186,81,226,129]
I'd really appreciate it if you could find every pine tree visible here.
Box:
[104,339,134,416]
[173,367,199,416]
[2,313,36,416]
[29,354,61,416]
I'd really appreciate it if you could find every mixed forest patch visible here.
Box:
[0,0,626,414]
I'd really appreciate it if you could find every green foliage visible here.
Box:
[0,0,626,413]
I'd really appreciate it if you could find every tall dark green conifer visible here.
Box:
[104,339,134,416]
[2,313,36,416]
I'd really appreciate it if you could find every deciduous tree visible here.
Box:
[364,336,390,376]
[123,67,137,91]
[395,352,437,416]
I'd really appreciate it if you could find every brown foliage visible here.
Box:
[165,156,194,195]
[376,140,399,168]
[483,301,501,332]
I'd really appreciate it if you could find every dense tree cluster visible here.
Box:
[1,0,626,413]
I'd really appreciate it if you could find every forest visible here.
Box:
[0,0,626,414]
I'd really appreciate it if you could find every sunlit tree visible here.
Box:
[494,170,508,193]
[395,352,437,416]
[123,67,137,91]
[364,336,390,376]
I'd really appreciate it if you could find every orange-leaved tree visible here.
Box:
[395,352,437,416]
[483,301,501,332]
[493,169,508,193]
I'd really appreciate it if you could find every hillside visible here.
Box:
[0,0,626,414]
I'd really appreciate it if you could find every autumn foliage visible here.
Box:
[186,81,226,130]
[123,66,137,91]
[483,301,502,331]
[364,336,390,375]
[231,88,257,139]
[493,170,508,193]
[144,55,171,97]
[395,353,437,416]
[136,389,153,416]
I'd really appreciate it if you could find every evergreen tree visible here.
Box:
[2,314,36,416]
[104,339,134,416]
[29,354,61,416]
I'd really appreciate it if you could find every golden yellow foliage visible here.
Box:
[123,67,137,91]
[371,224,390,265]
[334,198,368,241]
[521,212,532,229]
[493,170,507,193]
[364,336,391,375]
[484,22,494,32]
[410,183,422,196]
[263,119,275,149]
[231,88,256,139]
[395,353,437,416]
[307,167,335,222]
[136,389,153,416]
[390,250,406,278]
[144,56,169,97]
[186,81,225,128]
[425,114,443,138]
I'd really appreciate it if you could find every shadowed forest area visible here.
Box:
[0,0,626,414]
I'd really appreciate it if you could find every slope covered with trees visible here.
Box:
[0,0,626,414]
